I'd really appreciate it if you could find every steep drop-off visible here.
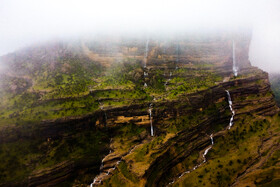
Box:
[0,33,279,186]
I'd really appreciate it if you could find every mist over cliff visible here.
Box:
[1,1,280,185]
[1,0,280,72]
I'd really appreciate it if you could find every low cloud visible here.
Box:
[0,0,280,72]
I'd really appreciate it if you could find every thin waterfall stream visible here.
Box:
[144,39,149,68]
[149,103,154,137]
[143,38,149,87]
[167,90,236,185]
[90,144,141,186]
[226,90,235,129]
[232,40,238,76]
[176,43,179,70]
[99,101,107,126]
[168,134,214,186]
[90,149,111,186]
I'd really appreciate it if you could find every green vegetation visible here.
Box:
[270,73,280,106]
[0,51,225,126]
[0,39,279,187]
[0,128,109,184]
[175,114,280,187]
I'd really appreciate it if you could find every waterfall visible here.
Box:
[144,39,149,68]
[128,145,139,155]
[143,39,149,88]
[176,43,179,69]
[226,90,235,129]
[90,150,111,186]
[104,112,108,126]
[149,103,154,136]
[167,91,236,185]
[202,147,212,163]
[232,40,238,76]
[99,102,107,126]
[202,134,214,163]
[143,39,149,87]
[90,143,141,186]
[167,135,214,185]
[164,72,172,87]
[210,134,214,145]
[163,45,166,63]
[164,79,171,87]
[107,160,122,175]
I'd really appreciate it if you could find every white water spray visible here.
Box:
[226,90,235,129]
[99,102,103,110]
[167,91,236,185]
[176,43,179,69]
[149,103,154,136]
[202,147,212,163]
[164,79,171,87]
[99,102,107,126]
[128,145,139,155]
[144,39,149,68]
[90,150,111,186]
[168,135,214,185]
[90,143,142,186]
[232,40,238,77]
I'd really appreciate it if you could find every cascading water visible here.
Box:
[128,145,139,155]
[107,160,122,175]
[90,150,111,186]
[232,40,238,76]
[163,45,166,63]
[167,91,235,185]
[202,147,212,163]
[164,72,172,88]
[149,103,154,136]
[164,79,171,87]
[143,39,149,88]
[176,43,179,70]
[90,143,142,186]
[168,134,214,185]
[99,101,103,110]
[144,39,149,68]
[210,134,214,145]
[226,90,235,129]
[99,102,107,126]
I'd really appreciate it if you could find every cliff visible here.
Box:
[0,32,279,186]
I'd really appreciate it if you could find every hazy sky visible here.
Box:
[1,0,280,72]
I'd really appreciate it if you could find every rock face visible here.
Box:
[0,32,279,186]
[28,161,75,187]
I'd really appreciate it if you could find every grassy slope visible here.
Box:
[0,41,278,186]
[0,128,110,184]
[175,114,280,187]
[100,112,280,187]
[98,74,280,187]
[270,73,280,106]
[0,52,228,185]
[0,52,224,126]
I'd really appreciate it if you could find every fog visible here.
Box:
[1,0,280,72]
